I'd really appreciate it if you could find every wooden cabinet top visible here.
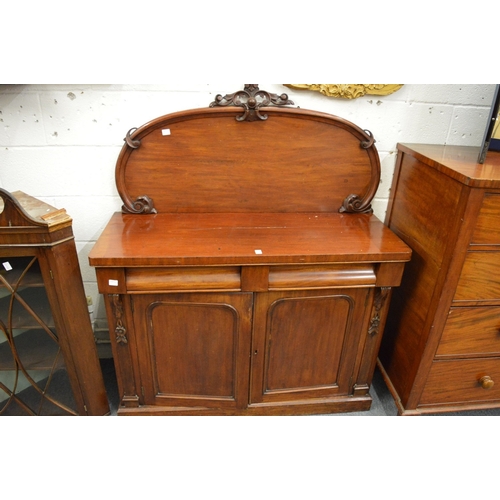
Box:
[89,211,411,267]
[398,143,500,188]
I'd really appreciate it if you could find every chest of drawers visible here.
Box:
[379,143,500,415]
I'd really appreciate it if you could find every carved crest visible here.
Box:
[210,84,294,122]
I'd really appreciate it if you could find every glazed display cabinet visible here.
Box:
[0,189,109,416]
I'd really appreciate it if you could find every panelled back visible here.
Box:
[116,107,380,214]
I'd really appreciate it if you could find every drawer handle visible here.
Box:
[479,376,495,390]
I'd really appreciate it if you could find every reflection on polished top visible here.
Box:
[399,144,500,188]
[89,212,411,266]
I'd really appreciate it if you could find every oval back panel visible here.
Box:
[116,107,380,214]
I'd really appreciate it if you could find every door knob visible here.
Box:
[479,375,494,389]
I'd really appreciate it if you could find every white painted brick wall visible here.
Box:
[1,83,497,320]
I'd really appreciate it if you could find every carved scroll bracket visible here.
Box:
[360,129,375,149]
[340,194,373,215]
[120,128,156,214]
[125,128,141,149]
[121,195,157,215]
[338,128,378,214]
[210,84,294,122]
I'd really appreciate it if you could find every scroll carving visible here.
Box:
[360,129,375,149]
[338,128,378,213]
[111,294,128,344]
[368,287,391,336]
[121,195,157,215]
[210,84,294,122]
[340,194,373,215]
[125,128,141,149]
[120,127,157,214]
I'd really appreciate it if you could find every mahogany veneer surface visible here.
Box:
[379,144,500,415]
[89,212,409,267]
[89,93,411,415]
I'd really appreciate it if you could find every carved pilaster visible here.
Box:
[111,294,128,344]
[368,287,391,336]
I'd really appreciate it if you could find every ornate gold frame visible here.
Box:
[284,84,403,99]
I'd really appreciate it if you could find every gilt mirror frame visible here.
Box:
[284,84,403,100]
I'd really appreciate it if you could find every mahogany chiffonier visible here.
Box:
[379,143,500,415]
[89,85,411,416]
[0,189,109,415]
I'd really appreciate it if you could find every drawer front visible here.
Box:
[126,264,379,293]
[454,251,500,302]
[420,358,500,405]
[268,264,376,290]
[436,307,500,357]
[471,194,500,245]
[126,267,241,292]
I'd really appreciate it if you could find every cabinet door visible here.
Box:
[131,292,253,410]
[249,288,373,405]
[0,252,110,416]
[0,256,76,415]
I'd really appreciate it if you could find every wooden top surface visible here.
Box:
[398,143,500,188]
[0,189,72,232]
[89,212,411,267]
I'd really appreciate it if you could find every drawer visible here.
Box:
[126,267,241,292]
[436,307,500,357]
[454,251,500,302]
[268,264,376,290]
[420,358,500,405]
[471,194,500,245]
